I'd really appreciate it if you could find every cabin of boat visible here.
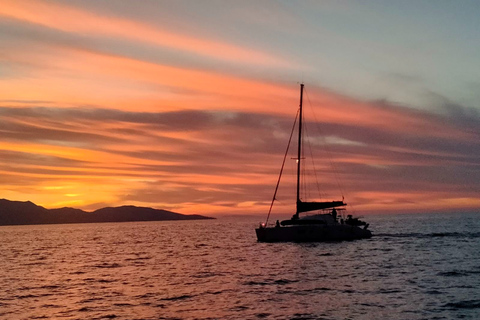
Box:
[256,208,371,242]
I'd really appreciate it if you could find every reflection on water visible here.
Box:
[0,213,479,319]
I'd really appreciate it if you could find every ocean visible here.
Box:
[0,212,479,320]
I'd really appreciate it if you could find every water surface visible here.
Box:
[1,213,479,319]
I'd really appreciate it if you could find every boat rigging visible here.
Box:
[256,84,372,242]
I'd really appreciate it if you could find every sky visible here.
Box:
[1,0,479,215]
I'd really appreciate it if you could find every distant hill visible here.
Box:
[0,199,214,226]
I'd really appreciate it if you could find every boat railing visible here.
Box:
[258,221,281,228]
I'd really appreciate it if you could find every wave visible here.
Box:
[124,256,151,261]
[15,293,53,299]
[96,315,117,319]
[191,271,220,279]
[255,313,271,318]
[38,285,61,290]
[375,232,480,239]
[243,278,299,286]
[317,252,334,256]
[92,262,122,269]
[438,270,480,277]
[79,297,103,303]
[160,294,195,301]
[290,313,318,320]
[444,300,480,310]
[113,303,134,307]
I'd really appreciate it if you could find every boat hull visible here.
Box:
[255,224,372,242]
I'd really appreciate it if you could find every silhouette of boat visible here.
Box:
[256,84,372,242]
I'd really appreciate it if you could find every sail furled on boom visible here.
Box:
[296,200,346,213]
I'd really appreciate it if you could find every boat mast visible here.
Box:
[295,83,304,219]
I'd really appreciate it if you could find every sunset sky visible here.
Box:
[1,0,479,215]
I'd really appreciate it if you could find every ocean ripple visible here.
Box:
[0,213,479,319]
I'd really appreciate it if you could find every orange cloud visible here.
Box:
[0,40,296,113]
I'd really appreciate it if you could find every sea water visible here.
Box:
[0,212,479,320]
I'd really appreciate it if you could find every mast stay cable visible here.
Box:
[265,109,299,226]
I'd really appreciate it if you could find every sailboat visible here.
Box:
[255,84,372,242]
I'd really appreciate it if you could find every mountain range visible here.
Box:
[0,199,214,226]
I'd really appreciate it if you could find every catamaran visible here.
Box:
[255,84,372,242]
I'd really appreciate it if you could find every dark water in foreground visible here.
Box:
[1,213,479,320]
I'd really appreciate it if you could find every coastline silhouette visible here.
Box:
[0,198,213,226]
